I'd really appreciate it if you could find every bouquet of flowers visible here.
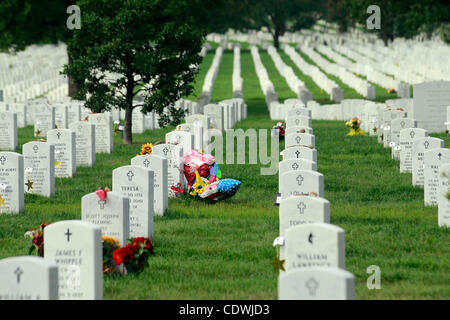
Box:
[112,237,154,274]
[103,236,121,274]
[25,222,51,256]
[272,121,286,140]
[345,117,367,136]
[137,143,153,157]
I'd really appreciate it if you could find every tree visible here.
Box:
[63,0,204,144]
[242,0,327,48]
[331,0,450,45]
[0,0,80,95]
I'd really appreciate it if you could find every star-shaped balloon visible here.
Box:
[55,159,61,168]
[0,195,5,207]
[25,179,34,191]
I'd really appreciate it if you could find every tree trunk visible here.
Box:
[123,73,135,144]
[123,105,133,144]
[273,26,280,49]
[68,54,80,98]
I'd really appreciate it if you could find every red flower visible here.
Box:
[112,246,135,265]
[132,237,153,252]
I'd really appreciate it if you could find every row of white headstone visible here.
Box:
[301,45,375,99]
[282,44,344,103]
[274,99,355,300]
[267,45,312,105]
[250,46,277,106]
[0,44,68,104]
[364,100,450,227]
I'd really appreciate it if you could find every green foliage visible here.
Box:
[0,0,74,52]
[244,0,327,48]
[327,0,450,45]
[62,0,204,143]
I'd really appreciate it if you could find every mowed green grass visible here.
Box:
[0,45,449,300]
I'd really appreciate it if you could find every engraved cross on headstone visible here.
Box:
[291,163,299,170]
[297,202,306,214]
[98,200,106,209]
[33,145,39,153]
[14,267,23,284]
[163,147,169,156]
[65,228,72,242]
[306,277,319,296]
[56,132,62,139]
[400,121,405,128]
[0,156,6,165]
[424,141,430,149]
[295,136,302,144]
[409,131,415,139]
[296,174,304,186]
[143,159,150,168]
[127,171,134,181]
[438,152,442,160]
[295,119,300,125]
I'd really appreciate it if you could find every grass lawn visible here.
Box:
[0,45,448,299]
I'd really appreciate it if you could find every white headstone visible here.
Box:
[412,137,444,186]
[278,267,355,300]
[34,104,55,138]
[47,129,76,177]
[112,165,154,239]
[390,118,416,159]
[0,152,24,213]
[438,163,450,227]
[0,256,58,300]
[284,223,345,270]
[82,191,130,246]
[282,146,317,163]
[279,196,330,237]
[54,104,68,129]
[8,103,27,128]
[23,141,55,197]
[44,220,103,300]
[0,111,17,151]
[424,148,450,206]
[87,113,113,154]
[131,154,168,216]
[286,115,312,128]
[285,133,315,149]
[399,128,428,173]
[204,104,224,132]
[166,130,194,156]
[413,81,450,132]
[280,169,324,199]
[278,159,317,192]
[67,103,81,126]
[152,144,184,197]
[69,121,95,167]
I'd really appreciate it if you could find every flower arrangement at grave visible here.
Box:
[112,237,154,274]
[272,121,286,140]
[182,149,241,201]
[103,236,121,274]
[25,222,51,256]
[136,143,153,157]
[387,88,396,94]
[345,117,367,136]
